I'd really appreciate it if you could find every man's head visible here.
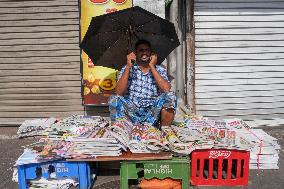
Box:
[135,39,152,64]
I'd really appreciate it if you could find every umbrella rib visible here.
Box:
[94,29,125,35]
[125,9,135,54]
[97,34,128,63]
[133,31,140,41]
[136,17,160,30]
[127,34,131,54]
[136,29,158,35]
[109,17,129,31]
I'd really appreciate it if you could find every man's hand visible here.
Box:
[126,52,136,69]
[116,52,134,96]
[149,53,158,68]
[149,53,171,92]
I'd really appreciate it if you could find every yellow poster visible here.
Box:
[81,0,132,105]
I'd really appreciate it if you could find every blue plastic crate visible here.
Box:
[17,160,92,189]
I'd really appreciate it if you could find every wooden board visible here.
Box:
[67,151,173,162]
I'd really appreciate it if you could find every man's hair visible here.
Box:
[135,39,151,50]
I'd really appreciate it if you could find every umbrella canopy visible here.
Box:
[80,6,180,70]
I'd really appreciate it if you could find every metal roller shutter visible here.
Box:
[0,0,84,126]
[194,0,284,126]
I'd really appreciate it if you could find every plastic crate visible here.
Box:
[120,156,190,189]
[17,160,92,189]
[190,149,249,186]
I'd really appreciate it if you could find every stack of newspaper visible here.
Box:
[45,115,110,139]
[181,118,256,150]
[67,127,126,158]
[109,119,155,153]
[109,118,196,154]
[240,129,281,169]
[181,117,281,169]
[16,149,42,165]
[17,139,71,163]
[17,118,57,138]
[17,115,124,163]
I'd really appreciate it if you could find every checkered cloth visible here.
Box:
[117,63,169,108]
[109,92,177,126]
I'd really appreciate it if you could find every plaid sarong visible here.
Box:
[109,92,177,126]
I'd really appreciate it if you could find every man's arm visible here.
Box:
[115,65,131,96]
[149,54,171,93]
[115,52,135,96]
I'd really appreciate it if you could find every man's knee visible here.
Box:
[161,108,175,122]
[161,107,175,115]
[160,108,175,127]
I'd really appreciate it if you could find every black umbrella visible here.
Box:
[80,6,180,70]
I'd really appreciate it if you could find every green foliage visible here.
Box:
[165,0,173,7]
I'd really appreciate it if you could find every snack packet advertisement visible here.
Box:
[80,0,132,105]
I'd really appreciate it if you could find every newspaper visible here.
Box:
[16,115,281,170]
[243,129,280,169]
[17,115,123,163]
[108,118,133,147]
[17,118,57,138]
[109,119,196,154]
[67,127,126,158]
[181,117,281,169]
[29,178,78,189]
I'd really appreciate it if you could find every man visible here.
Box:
[109,39,176,128]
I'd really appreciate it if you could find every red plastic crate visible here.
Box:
[190,149,250,186]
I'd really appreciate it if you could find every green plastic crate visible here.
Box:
[120,156,190,189]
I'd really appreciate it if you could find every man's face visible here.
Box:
[135,43,151,64]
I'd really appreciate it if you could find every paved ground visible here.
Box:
[0,126,283,189]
